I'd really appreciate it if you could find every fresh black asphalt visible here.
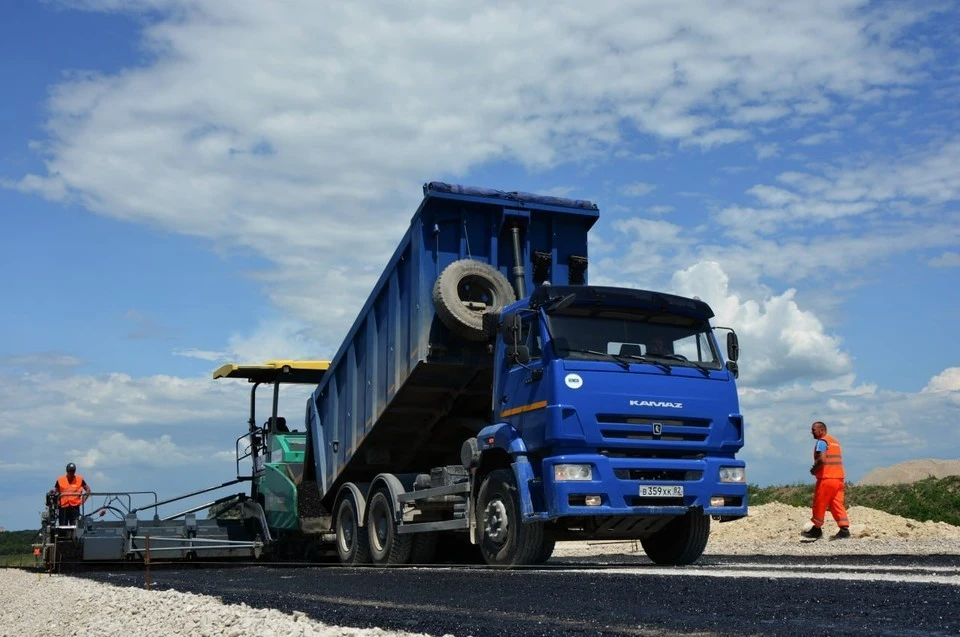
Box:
[74,554,960,636]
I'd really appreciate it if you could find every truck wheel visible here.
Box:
[640,511,710,566]
[335,496,371,565]
[477,468,545,567]
[533,534,556,564]
[433,260,516,341]
[409,532,438,564]
[366,490,412,566]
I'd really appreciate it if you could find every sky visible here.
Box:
[1,0,958,531]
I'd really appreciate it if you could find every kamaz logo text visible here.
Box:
[629,400,683,409]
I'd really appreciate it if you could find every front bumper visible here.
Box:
[540,453,747,520]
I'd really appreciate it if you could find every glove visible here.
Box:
[809,465,817,475]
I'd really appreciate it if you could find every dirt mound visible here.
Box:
[710,502,960,541]
[858,458,960,486]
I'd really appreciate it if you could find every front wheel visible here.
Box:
[476,468,547,567]
[335,495,370,565]
[640,510,710,565]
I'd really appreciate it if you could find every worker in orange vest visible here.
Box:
[801,421,851,539]
[54,463,91,527]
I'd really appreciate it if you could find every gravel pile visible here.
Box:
[3,503,958,635]
[0,569,436,637]
[554,503,960,558]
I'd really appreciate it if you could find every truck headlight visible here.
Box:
[554,464,593,481]
[719,466,745,483]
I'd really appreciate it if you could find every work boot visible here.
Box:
[832,527,851,540]
[801,526,823,539]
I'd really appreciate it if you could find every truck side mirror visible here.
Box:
[506,345,531,365]
[726,331,740,362]
[726,360,739,379]
[500,312,522,340]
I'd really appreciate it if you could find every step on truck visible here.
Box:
[296,182,747,567]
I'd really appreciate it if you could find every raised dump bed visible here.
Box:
[309,182,599,501]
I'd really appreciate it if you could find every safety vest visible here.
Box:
[814,434,844,480]
[56,474,86,507]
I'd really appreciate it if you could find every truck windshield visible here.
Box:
[545,308,722,370]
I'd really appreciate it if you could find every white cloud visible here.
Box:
[2,0,958,529]
[70,432,197,469]
[708,138,960,278]
[739,379,960,485]
[929,251,960,268]
[797,130,842,145]
[754,142,780,159]
[683,128,752,150]
[0,353,82,368]
[620,181,657,197]
[923,367,960,393]
[173,348,226,362]
[5,0,941,338]
[0,369,243,435]
[670,261,852,387]
[647,205,674,215]
[730,104,791,124]
[613,218,686,245]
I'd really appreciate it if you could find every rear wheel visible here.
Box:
[409,532,439,565]
[335,495,370,565]
[476,469,547,567]
[640,511,710,565]
[366,490,412,566]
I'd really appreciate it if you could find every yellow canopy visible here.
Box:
[212,360,330,384]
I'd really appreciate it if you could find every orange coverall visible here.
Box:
[811,433,849,529]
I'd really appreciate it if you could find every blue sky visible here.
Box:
[1,0,958,531]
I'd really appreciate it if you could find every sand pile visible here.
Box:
[858,458,960,485]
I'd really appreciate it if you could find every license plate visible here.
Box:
[639,485,684,497]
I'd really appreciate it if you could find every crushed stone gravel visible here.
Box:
[0,568,440,637]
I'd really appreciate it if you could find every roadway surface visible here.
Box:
[75,554,960,636]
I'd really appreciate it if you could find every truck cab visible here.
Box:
[476,285,745,564]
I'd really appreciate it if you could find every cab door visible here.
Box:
[498,313,547,442]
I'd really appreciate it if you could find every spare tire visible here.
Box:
[433,260,516,341]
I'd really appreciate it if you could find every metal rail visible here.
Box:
[131,479,245,514]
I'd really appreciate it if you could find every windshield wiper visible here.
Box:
[560,348,671,372]
[646,353,711,377]
[560,348,630,369]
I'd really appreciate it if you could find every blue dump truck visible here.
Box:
[302,182,746,567]
[36,181,745,571]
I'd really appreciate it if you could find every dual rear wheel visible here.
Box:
[334,471,553,568]
[334,489,412,566]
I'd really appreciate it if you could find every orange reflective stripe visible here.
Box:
[500,400,548,418]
